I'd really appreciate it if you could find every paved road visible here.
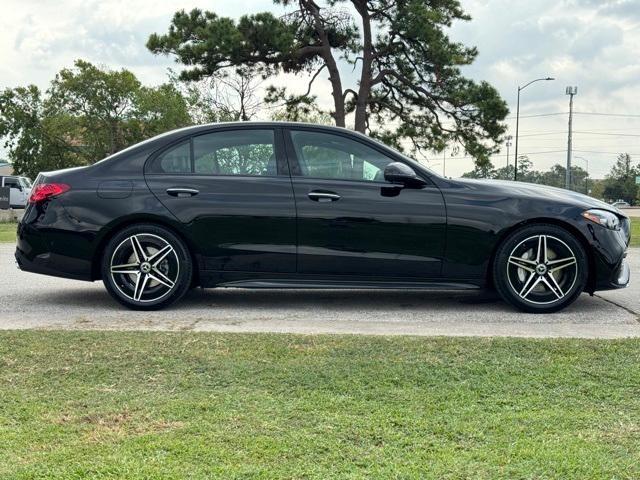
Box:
[621,208,640,218]
[0,244,637,338]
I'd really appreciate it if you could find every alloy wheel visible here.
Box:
[109,233,180,303]
[506,234,578,305]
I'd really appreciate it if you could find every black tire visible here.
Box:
[493,224,588,313]
[101,224,193,310]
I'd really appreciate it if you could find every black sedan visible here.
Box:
[15,122,631,312]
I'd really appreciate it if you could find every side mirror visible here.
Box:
[384,162,426,188]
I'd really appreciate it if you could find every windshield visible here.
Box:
[19,177,32,188]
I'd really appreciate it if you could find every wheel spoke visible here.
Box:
[111,263,139,275]
[508,256,536,272]
[133,273,149,301]
[519,272,540,299]
[536,235,548,264]
[543,273,565,299]
[149,244,173,267]
[149,269,175,289]
[548,256,576,273]
[130,235,147,263]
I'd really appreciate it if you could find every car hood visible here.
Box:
[451,178,625,216]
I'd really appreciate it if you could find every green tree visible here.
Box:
[602,153,638,205]
[0,60,191,178]
[147,0,508,169]
[462,157,590,193]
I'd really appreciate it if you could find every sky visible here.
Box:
[1,0,639,178]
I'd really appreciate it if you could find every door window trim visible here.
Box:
[144,126,290,178]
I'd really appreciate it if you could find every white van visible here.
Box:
[1,176,32,208]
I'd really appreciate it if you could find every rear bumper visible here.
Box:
[15,244,92,281]
[15,201,94,281]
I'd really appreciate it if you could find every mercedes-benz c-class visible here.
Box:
[15,123,631,312]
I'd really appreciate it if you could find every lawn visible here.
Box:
[0,222,16,243]
[631,217,639,247]
[1,331,640,479]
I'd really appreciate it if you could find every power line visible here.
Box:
[505,112,567,120]
[574,149,640,155]
[575,131,640,137]
[574,112,640,118]
[518,130,640,138]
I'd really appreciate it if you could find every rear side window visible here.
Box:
[150,140,191,174]
[193,130,275,176]
[146,130,278,176]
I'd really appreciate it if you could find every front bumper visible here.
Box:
[588,219,630,291]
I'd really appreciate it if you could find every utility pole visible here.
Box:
[505,135,513,168]
[565,86,578,190]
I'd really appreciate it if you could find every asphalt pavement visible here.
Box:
[0,244,638,338]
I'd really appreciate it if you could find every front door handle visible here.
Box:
[166,187,199,197]
[308,191,341,202]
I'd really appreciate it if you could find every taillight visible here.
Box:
[28,183,71,203]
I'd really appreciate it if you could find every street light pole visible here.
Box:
[514,77,555,181]
[574,155,589,194]
[565,86,578,190]
[443,149,446,177]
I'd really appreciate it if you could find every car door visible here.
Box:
[144,127,296,273]
[285,128,446,278]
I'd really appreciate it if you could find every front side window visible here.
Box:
[193,130,276,176]
[289,130,395,182]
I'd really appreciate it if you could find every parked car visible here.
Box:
[15,123,631,312]
[611,200,631,209]
[1,175,32,208]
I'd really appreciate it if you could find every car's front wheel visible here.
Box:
[101,224,192,310]
[493,224,588,313]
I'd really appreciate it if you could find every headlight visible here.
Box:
[581,209,621,230]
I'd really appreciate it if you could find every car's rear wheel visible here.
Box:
[101,224,192,310]
[493,224,588,313]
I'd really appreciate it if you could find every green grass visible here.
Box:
[0,222,16,243]
[2,332,640,479]
[630,217,639,247]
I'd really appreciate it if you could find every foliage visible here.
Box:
[602,153,639,205]
[0,60,191,178]
[463,155,590,193]
[3,331,640,477]
[147,0,508,170]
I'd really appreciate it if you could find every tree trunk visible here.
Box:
[323,52,346,127]
[353,1,373,133]
[302,0,346,127]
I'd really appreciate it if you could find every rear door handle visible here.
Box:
[166,187,199,197]
[308,191,341,202]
